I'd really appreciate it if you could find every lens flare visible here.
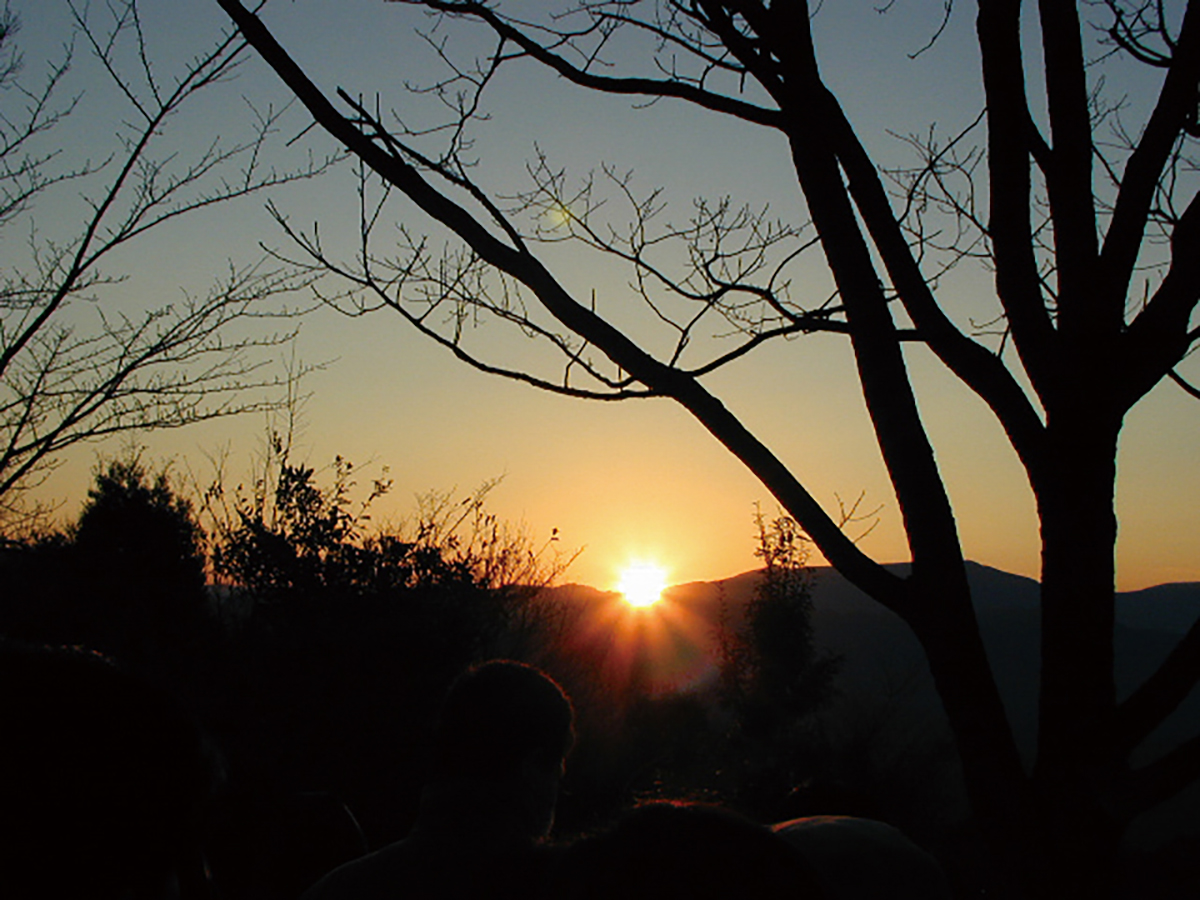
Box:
[545,203,573,228]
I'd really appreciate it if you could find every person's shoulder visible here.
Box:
[300,840,415,900]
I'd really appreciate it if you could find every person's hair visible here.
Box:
[551,801,825,900]
[0,642,215,898]
[431,660,574,783]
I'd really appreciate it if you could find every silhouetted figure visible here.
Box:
[302,660,575,900]
[205,783,368,899]
[772,816,951,900]
[547,801,825,900]
[0,642,215,900]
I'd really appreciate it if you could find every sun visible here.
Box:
[617,562,669,609]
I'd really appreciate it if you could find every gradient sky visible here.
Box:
[14,1,1200,591]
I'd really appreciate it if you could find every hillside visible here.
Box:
[541,563,1200,848]
[547,564,1200,739]
[654,562,1200,757]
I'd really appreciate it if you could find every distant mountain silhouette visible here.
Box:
[545,561,1200,761]
[542,563,1200,849]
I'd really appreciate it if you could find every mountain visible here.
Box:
[540,564,1200,848]
[544,562,1200,762]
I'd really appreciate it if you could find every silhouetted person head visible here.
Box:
[549,801,825,900]
[430,660,574,839]
[0,642,215,899]
[300,661,574,900]
[433,660,575,782]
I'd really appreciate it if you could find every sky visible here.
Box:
[10,1,1200,592]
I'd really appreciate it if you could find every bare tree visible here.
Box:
[0,1,337,533]
[215,1,1200,896]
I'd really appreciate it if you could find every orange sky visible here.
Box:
[16,0,1200,592]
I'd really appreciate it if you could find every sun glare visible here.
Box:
[617,563,668,609]
[546,203,573,228]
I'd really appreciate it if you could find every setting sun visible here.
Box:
[617,563,669,608]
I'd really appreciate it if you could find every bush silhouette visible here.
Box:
[0,456,209,665]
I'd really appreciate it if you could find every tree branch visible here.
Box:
[1037,1,1104,336]
[1124,729,1200,819]
[825,99,1050,492]
[1120,191,1200,407]
[0,2,331,520]
[1168,367,1200,399]
[389,0,785,128]
[976,0,1059,406]
[216,0,909,610]
[1100,3,1200,305]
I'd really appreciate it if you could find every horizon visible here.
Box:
[560,558,1200,594]
[9,1,1200,593]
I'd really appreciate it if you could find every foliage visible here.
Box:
[74,456,208,601]
[0,436,577,852]
[206,430,573,612]
[192,438,576,844]
[0,453,210,665]
[705,509,840,818]
[720,509,840,733]
[210,443,398,602]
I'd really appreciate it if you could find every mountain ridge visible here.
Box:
[559,560,1200,629]
[541,561,1200,760]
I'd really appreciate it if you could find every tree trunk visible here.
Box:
[905,571,1035,899]
[1029,401,1125,899]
